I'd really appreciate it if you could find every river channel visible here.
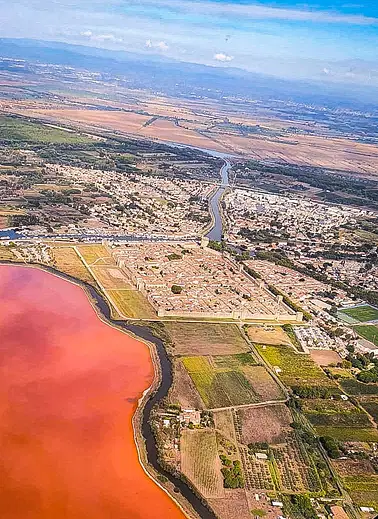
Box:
[0,265,217,519]
[206,160,231,242]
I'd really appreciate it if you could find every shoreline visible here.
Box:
[0,261,216,519]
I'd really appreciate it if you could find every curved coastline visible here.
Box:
[0,261,218,519]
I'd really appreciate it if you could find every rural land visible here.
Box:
[1,41,378,519]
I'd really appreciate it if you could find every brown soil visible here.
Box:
[238,404,292,444]
[310,349,343,366]
[247,325,291,346]
[169,359,204,409]
[332,458,376,477]
[208,490,251,519]
[165,322,249,356]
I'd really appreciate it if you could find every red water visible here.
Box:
[0,265,186,519]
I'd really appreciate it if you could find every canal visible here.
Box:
[206,160,231,242]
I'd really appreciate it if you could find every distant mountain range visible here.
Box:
[1,38,378,110]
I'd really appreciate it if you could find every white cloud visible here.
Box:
[145,39,169,51]
[214,52,234,62]
[80,30,93,37]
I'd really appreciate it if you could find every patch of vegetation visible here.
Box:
[360,401,378,424]
[320,436,341,459]
[340,378,378,396]
[171,284,183,294]
[181,355,259,408]
[339,305,378,323]
[0,115,92,144]
[283,494,318,519]
[220,458,244,489]
[256,344,339,395]
[354,325,378,347]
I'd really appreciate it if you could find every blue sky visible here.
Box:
[1,0,378,85]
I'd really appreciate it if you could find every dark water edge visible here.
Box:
[0,262,217,519]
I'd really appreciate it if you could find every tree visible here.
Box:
[171,285,183,294]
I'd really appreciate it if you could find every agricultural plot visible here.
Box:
[343,475,378,508]
[303,398,372,428]
[0,115,92,144]
[181,354,282,408]
[91,265,132,289]
[76,245,113,266]
[180,429,224,498]
[106,289,156,319]
[208,489,252,519]
[182,355,259,408]
[333,459,376,478]
[339,305,378,323]
[340,378,378,397]
[214,409,237,443]
[310,349,343,367]
[316,426,378,442]
[360,401,378,424]
[240,446,275,491]
[255,344,338,393]
[165,322,250,356]
[237,405,292,445]
[51,246,95,285]
[354,325,378,346]
[247,325,291,346]
[169,358,205,409]
[272,435,322,493]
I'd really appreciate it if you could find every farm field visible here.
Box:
[76,244,113,266]
[332,459,376,478]
[255,344,338,393]
[246,325,291,346]
[165,322,250,356]
[51,246,96,285]
[315,426,378,442]
[343,475,378,508]
[303,398,372,427]
[181,355,259,408]
[339,305,378,323]
[0,115,92,144]
[0,245,19,262]
[208,489,252,519]
[360,401,378,424]
[302,398,376,441]
[106,289,156,319]
[271,434,322,493]
[354,325,378,346]
[180,429,224,498]
[240,446,275,491]
[90,265,132,289]
[169,358,205,409]
[214,409,237,443]
[181,354,282,408]
[236,405,293,445]
[340,378,378,397]
[310,349,343,366]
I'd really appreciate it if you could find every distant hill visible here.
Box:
[1,38,378,110]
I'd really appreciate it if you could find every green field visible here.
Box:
[315,426,378,442]
[354,325,378,346]
[303,399,372,428]
[255,344,338,393]
[344,475,378,507]
[0,116,92,144]
[339,305,378,323]
[360,401,378,424]
[182,355,259,408]
[340,378,378,396]
[107,289,156,319]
